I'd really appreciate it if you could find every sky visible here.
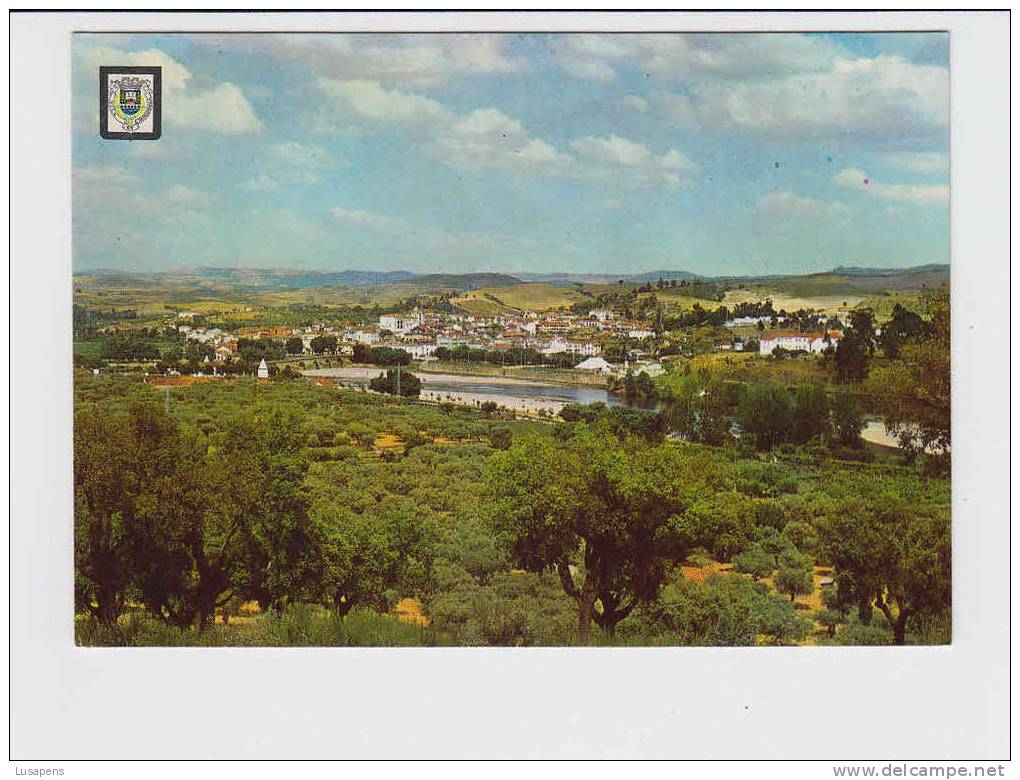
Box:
[72,32,950,277]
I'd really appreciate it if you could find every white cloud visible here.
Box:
[554,33,844,84]
[201,34,522,88]
[315,79,451,124]
[240,174,278,192]
[76,44,262,134]
[73,165,138,186]
[431,108,575,175]
[620,95,649,112]
[659,55,947,141]
[163,185,221,209]
[834,167,949,204]
[330,206,403,230]
[570,135,696,187]
[756,190,850,218]
[885,151,949,173]
[314,79,696,189]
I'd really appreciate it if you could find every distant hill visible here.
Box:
[76,267,419,289]
[517,270,701,286]
[831,264,949,277]
[74,264,946,304]
[411,273,521,290]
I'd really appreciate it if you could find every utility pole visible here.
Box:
[164,386,171,414]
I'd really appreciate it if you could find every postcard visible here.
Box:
[69,30,954,649]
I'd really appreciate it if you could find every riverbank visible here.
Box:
[302,365,624,417]
[420,361,609,387]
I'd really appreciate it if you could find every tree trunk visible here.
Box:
[858,594,873,625]
[95,590,119,626]
[893,617,907,645]
[577,575,599,645]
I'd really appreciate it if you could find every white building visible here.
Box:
[379,310,423,334]
[575,356,613,374]
[590,308,615,323]
[404,343,438,361]
[350,328,381,346]
[759,331,841,356]
[257,358,269,379]
[628,328,655,339]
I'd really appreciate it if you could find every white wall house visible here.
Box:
[575,356,613,374]
[590,308,615,323]
[403,343,438,361]
[759,332,841,355]
[809,332,842,353]
[350,329,381,346]
[759,333,811,355]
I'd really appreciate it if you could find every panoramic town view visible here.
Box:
[73,32,950,646]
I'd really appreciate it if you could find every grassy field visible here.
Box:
[653,288,726,310]
[452,282,593,314]
[722,288,861,314]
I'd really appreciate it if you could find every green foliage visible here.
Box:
[489,426,513,451]
[738,382,793,450]
[834,309,875,384]
[869,285,950,469]
[486,428,727,640]
[369,368,422,397]
[621,574,808,646]
[731,545,774,580]
[816,472,951,643]
[73,374,950,647]
[829,391,865,447]
[774,549,814,602]
[75,605,435,647]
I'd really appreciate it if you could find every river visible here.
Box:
[302,366,634,415]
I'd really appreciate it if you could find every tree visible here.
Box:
[790,384,829,443]
[486,430,724,642]
[879,303,927,359]
[369,368,421,397]
[738,382,793,451]
[834,309,876,384]
[286,337,304,355]
[817,477,951,644]
[489,426,513,451]
[218,409,314,613]
[782,520,820,557]
[310,334,338,355]
[646,574,808,646]
[829,391,865,447]
[74,407,140,624]
[660,374,731,445]
[774,549,814,603]
[869,285,950,467]
[731,545,774,581]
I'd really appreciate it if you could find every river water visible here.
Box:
[303,366,631,415]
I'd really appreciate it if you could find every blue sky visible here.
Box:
[73,32,950,276]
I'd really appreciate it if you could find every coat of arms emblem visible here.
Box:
[109,77,152,130]
[99,66,162,140]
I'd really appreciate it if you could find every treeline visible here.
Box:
[433,345,581,369]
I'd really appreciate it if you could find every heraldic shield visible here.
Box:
[100,66,161,140]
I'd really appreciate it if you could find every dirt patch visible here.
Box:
[148,376,223,387]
